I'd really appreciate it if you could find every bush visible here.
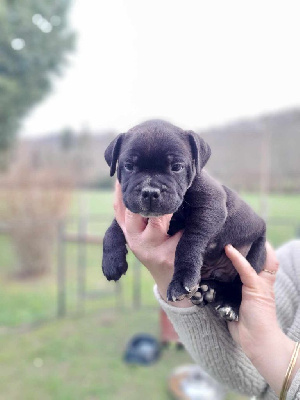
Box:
[0,166,73,278]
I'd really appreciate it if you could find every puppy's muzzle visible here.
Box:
[141,187,160,208]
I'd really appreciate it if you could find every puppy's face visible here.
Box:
[105,120,211,217]
[117,132,193,217]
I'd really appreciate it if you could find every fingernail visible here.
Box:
[226,244,233,250]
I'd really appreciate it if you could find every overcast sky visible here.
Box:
[22,0,300,137]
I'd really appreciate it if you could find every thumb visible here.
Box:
[164,230,183,248]
[159,230,183,264]
[143,214,173,242]
[225,244,258,289]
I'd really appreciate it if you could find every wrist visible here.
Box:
[248,326,291,364]
[156,284,193,308]
[247,327,298,395]
[149,262,194,308]
[246,323,287,364]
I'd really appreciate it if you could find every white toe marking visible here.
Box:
[208,242,217,249]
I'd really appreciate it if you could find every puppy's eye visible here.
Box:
[171,163,184,172]
[124,163,134,171]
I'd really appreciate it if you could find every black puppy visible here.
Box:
[102,120,266,321]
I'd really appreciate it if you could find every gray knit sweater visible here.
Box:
[154,240,300,399]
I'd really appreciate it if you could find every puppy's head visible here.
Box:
[105,120,211,217]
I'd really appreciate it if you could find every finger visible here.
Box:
[258,242,279,281]
[113,181,126,229]
[225,244,258,289]
[147,214,173,234]
[114,181,147,235]
[143,214,173,242]
[125,208,148,235]
[161,230,183,259]
[154,230,183,266]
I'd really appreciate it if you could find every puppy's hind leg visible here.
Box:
[214,276,242,321]
[245,234,266,274]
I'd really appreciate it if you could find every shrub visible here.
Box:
[0,166,73,278]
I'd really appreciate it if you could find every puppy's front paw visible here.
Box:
[102,250,128,282]
[167,274,199,302]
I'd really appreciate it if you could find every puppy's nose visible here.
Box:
[141,187,160,201]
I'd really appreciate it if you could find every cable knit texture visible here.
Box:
[154,240,300,399]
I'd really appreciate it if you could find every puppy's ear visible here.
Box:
[104,134,124,177]
[187,131,211,173]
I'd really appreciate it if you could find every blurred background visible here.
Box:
[0,1,300,399]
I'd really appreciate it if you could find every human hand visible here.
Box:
[225,243,281,361]
[113,181,191,307]
[225,244,300,395]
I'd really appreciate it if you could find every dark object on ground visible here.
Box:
[123,333,161,365]
[168,364,226,400]
[102,120,266,321]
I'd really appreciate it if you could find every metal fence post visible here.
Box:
[77,192,88,315]
[57,220,66,318]
[77,215,87,315]
[115,280,124,310]
[133,258,141,309]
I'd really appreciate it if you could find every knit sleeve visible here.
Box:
[154,240,300,399]
[153,285,271,397]
[276,241,300,400]
[287,368,300,400]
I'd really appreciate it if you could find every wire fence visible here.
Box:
[55,214,300,318]
[0,214,300,329]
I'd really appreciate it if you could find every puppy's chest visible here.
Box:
[201,244,251,282]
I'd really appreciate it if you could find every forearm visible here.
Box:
[153,241,300,398]
[154,285,268,397]
[149,263,192,308]
[150,261,273,396]
[147,254,264,394]
[248,329,300,396]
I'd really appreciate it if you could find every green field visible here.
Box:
[0,190,299,400]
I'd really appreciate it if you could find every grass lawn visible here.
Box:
[0,190,299,400]
[0,309,246,400]
[1,188,299,327]
[241,192,300,246]
[2,190,299,328]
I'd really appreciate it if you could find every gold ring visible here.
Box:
[262,269,277,275]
